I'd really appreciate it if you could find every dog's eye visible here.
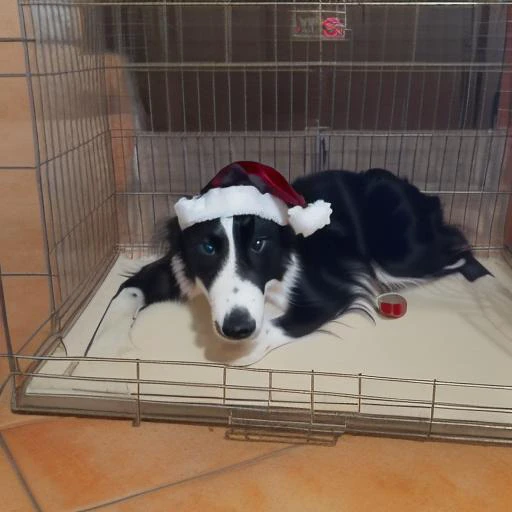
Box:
[200,241,215,255]
[251,238,266,253]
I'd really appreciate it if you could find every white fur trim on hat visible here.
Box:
[174,186,289,230]
[174,186,332,237]
[289,200,333,237]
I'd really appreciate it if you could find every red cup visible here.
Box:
[377,293,407,319]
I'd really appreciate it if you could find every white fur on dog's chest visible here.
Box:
[265,254,300,312]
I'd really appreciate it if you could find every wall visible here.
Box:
[0,0,52,388]
[0,1,131,390]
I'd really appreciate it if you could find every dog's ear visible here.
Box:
[153,216,181,254]
[165,216,181,252]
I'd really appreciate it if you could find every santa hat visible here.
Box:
[174,161,332,237]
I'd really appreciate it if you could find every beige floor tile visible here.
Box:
[0,42,25,75]
[2,417,288,511]
[0,0,21,39]
[2,276,51,356]
[1,319,10,384]
[103,435,512,512]
[0,170,46,274]
[0,437,36,512]
[0,77,35,167]
[0,380,51,432]
[0,363,8,388]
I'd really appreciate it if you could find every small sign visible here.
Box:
[292,9,348,41]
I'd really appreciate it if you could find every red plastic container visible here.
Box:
[377,293,407,319]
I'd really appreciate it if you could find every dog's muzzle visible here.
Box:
[217,307,256,341]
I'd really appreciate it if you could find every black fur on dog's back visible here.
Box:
[271,169,491,337]
[293,168,489,281]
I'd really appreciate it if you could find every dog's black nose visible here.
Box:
[221,307,256,340]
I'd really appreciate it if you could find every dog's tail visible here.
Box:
[434,252,493,282]
[457,253,493,282]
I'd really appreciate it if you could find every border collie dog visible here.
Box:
[115,163,489,362]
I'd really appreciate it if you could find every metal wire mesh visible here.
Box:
[85,0,512,254]
[23,1,512,264]
[6,0,512,442]
[11,353,512,444]
[21,0,118,334]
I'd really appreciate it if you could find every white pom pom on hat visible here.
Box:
[174,161,332,237]
[288,200,332,238]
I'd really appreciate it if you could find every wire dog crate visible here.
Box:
[2,0,512,445]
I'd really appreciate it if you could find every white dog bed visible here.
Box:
[25,254,512,426]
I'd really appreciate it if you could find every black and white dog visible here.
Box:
[109,164,490,364]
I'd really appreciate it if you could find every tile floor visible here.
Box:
[0,380,511,511]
